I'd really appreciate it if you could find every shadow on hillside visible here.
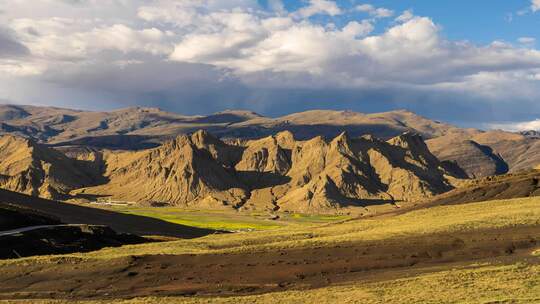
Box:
[440,160,469,179]
[193,113,254,124]
[0,189,218,239]
[472,142,509,175]
[214,123,408,141]
[333,190,397,208]
[50,122,416,151]
[352,198,398,207]
[236,171,292,190]
[52,135,162,150]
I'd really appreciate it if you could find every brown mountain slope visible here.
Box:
[75,132,249,209]
[426,137,507,178]
[0,135,95,200]
[73,130,456,214]
[271,132,454,213]
[0,105,462,147]
[0,105,30,120]
[426,170,540,206]
[222,109,465,140]
[426,130,540,178]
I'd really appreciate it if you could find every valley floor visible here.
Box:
[0,197,539,303]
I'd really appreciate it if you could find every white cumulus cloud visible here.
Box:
[518,37,536,46]
[293,0,342,18]
[395,9,415,23]
[355,4,394,18]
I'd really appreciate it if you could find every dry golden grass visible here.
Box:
[0,195,535,274]
[1,196,539,303]
[60,196,540,259]
[2,260,538,304]
[1,196,537,265]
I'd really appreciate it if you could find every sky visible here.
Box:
[0,0,540,130]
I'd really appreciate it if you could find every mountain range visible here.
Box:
[1,104,539,213]
[0,105,456,145]
[0,129,457,214]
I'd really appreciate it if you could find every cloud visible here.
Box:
[268,0,286,14]
[169,12,375,74]
[532,0,540,12]
[8,18,174,63]
[518,37,536,46]
[168,13,540,88]
[293,0,342,18]
[488,119,540,132]
[1,0,540,125]
[355,4,394,18]
[0,26,29,57]
[395,10,414,22]
[137,4,197,27]
[516,0,540,15]
[341,20,374,37]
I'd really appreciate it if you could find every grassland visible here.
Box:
[102,206,350,231]
[163,261,540,304]
[107,207,282,231]
[9,260,539,304]
[0,197,539,303]
[60,196,540,259]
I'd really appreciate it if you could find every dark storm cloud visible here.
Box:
[0,26,29,58]
[34,58,252,113]
[28,58,540,125]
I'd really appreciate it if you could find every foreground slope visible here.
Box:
[0,203,147,259]
[0,196,537,302]
[0,202,60,230]
[0,189,216,238]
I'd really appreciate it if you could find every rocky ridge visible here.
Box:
[73,130,456,213]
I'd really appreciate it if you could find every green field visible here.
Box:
[103,206,351,231]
